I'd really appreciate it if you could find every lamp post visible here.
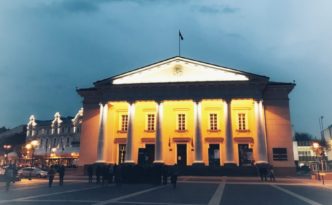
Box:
[3,144,11,165]
[25,140,39,167]
[312,142,325,184]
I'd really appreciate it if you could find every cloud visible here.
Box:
[192,5,238,15]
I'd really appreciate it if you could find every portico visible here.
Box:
[77,56,295,172]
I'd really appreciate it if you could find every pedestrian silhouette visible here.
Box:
[87,165,93,183]
[58,165,65,186]
[170,164,178,188]
[96,165,102,184]
[114,164,122,187]
[48,166,56,187]
[268,165,276,181]
[162,165,168,185]
[5,165,14,191]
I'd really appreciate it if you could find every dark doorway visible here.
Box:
[145,144,155,164]
[138,144,155,165]
[118,144,126,164]
[208,144,220,166]
[177,144,187,166]
[238,144,253,166]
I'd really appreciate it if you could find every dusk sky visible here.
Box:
[0,0,331,137]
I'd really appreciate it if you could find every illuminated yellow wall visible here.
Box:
[79,98,291,167]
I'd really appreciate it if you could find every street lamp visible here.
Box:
[3,144,11,165]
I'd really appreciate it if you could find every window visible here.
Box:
[238,113,247,131]
[272,148,288,161]
[209,113,218,131]
[177,114,186,131]
[146,114,155,131]
[45,139,49,150]
[40,139,43,148]
[53,138,57,147]
[66,137,70,147]
[121,114,128,132]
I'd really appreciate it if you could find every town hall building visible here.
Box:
[77,56,295,174]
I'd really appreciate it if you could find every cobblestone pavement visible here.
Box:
[0,176,331,205]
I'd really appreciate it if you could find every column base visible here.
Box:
[153,160,165,165]
[124,160,135,165]
[192,161,205,167]
[255,161,269,165]
[223,161,237,168]
[95,160,106,164]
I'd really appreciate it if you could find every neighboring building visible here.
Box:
[322,125,332,161]
[293,141,317,168]
[26,108,83,166]
[77,56,295,174]
[0,125,26,165]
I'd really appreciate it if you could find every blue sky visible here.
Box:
[0,0,331,136]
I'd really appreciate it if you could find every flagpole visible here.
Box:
[179,32,181,56]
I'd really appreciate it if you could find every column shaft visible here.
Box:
[193,101,203,164]
[125,102,135,163]
[224,99,235,165]
[96,103,108,162]
[255,100,268,164]
[154,102,164,163]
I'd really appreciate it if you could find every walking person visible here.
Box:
[114,164,122,187]
[48,166,56,187]
[107,165,114,184]
[87,165,93,184]
[170,164,178,189]
[268,165,276,182]
[4,165,14,191]
[162,165,168,185]
[58,165,65,186]
[96,165,101,184]
[102,165,108,185]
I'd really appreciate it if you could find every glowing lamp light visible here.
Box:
[51,147,57,152]
[3,145,11,149]
[31,140,39,147]
[313,142,320,149]
[25,143,32,150]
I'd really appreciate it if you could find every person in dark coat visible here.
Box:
[114,164,122,187]
[96,165,101,184]
[259,166,268,181]
[108,165,114,184]
[162,165,168,185]
[170,164,178,189]
[4,165,14,191]
[102,165,108,185]
[58,165,65,186]
[48,166,56,187]
[87,165,93,183]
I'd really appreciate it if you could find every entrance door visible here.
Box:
[208,144,220,166]
[138,144,155,165]
[177,144,187,166]
[238,144,253,166]
[145,144,155,164]
[118,144,126,164]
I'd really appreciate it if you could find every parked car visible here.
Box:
[18,167,48,178]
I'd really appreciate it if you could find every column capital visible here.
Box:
[223,98,232,104]
[193,98,202,103]
[155,100,163,104]
[253,98,263,103]
[127,100,136,105]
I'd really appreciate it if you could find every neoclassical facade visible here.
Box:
[78,57,295,172]
[26,108,83,166]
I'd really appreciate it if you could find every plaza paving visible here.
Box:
[0,176,332,205]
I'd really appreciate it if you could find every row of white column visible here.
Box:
[95,100,268,165]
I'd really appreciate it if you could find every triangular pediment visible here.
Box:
[108,57,264,85]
